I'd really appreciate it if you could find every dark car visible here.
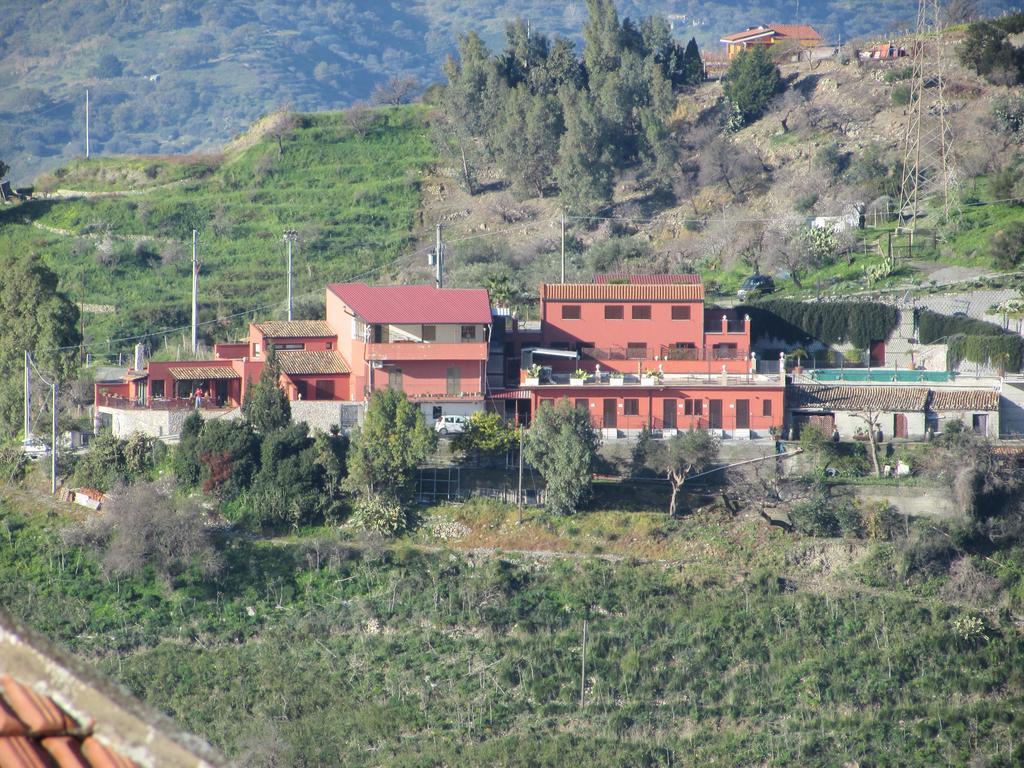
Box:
[737,274,775,300]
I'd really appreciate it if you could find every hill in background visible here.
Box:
[0,0,1017,182]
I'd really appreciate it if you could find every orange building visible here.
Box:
[496,275,786,437]
[720,24,823,59]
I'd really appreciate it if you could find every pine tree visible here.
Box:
[496,87,563,198]
[682,38,704,86]
[582,0,623,91]
[556,88,613,214]
[242,347,291,434]
[723,46,782,127]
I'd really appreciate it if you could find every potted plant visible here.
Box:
[525,364,542,386]
[610,370,625,386]
[570,368,588,386]
[641,367,664,385]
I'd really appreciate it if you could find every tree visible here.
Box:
[0,253,80,435]
[452,411,518,459]
[173,411,204,485]
[988,221,1024,268]
[957,20,1024,84]
[495,87,563,198]
[243,347,290,434]
[73,432,157,491]
[249,422,320,529]
[0,158,8,180]
[195,420,260,500]
[582,0,624,93]
[313,427,348,521]
[68,480,222,585]
[723,46,782,127]
[346,389,436,500]
[343,102,377,138]
[652,429,719,517]
[371,75,421,105]
[93,53,124,78]
[266,109,298,157]
[852,409,883,478]
[681,38,704,87]
[523,399,600,515]
[556,88,613,213]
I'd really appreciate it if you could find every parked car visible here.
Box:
[21,438,50,460]
[737,274,775,300]
[434,414,468,435]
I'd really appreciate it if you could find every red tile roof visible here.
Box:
[276,350,351,375]
[542,283,704,302]
[721,26,775,43]
[328,283,492,324]
[595,273,702,285]
[928,389,1000,412]
[0,675,136,768]
[791,385,929,412]
[721,23,822,44]
[253,320,335,338]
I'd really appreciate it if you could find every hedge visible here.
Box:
[917,309,1012,344]
[738,300,899,348]
[946,334,1023,371]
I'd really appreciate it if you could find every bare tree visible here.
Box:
[344,101,377,138]
[853,409,883,477]
[650,430,719,517]
[266,109,298,157]
[372,75,421,106]
[698,137,766,200]
[724,456,814,531]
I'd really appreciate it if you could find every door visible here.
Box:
[736,399,750,430]
[870,340,886,367]
[709,399,723,430]
[603,398,617,429]
[663,399,677,430]
[215,379,229,406]
[894,413,908,439]
[315,380,334,400]
[972,413,988,435]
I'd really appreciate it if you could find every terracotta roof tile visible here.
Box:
[542,283,704,302]
[328,283,492,324]
[928,389,1000,412]
[277,350,350,376]
[167,366,240,381]
[0,676,137,768]
[595,273,702,285]
[791,385,929,412]
[253,320,335,338]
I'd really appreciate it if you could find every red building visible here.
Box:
[497,276,785,437]
[95,283,493,435]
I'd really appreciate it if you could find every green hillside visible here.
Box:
[0,106,434,354]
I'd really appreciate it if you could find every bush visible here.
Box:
[349,493,408,536]
[739,299,898,349]
[899,525,958,579]
[789,494,840,537]
[723,46,782,127]
[988,221,1024,269]
[991,94,1024,142]
[883,66,914,84]
[0,445,28,484]
[891,84,912,106]
[73,432,156,491]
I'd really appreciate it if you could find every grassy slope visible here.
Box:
[1,495,1022,767]
[0,106,433,353]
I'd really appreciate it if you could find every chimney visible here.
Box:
[133,343,145,371]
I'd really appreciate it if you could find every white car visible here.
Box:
[21,438,50,460]
[434,415,468,435]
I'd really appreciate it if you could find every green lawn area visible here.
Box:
[0,106,435,355]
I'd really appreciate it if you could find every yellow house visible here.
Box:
[720,24,824,59]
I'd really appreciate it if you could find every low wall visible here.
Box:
[290,401,363,433]
[833,483,961,520]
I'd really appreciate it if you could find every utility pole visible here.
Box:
[50,381,58,495]
[579,618,588,709]
[435,223,445,289]
[517,418,524,523]
[191,229,199,354]
[24,351,30,440]
[283,229,298,321]
[560,212,566,284]
[85,89,90,159]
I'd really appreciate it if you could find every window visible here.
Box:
[461,325,477,341]
[432,405,443,420]
[623,399,640,416]
[671,305,692,320]
[151,379,165,399]
[604,305,624,320]
[271,342,304,351]
[762,400,773,417]
[315,380,334,400]
[446,366,460,396]
[684,399,704,416]
[326,342,333,350]
[387,368,403,390]
[626,342,648,360]
[631,305,651,320]
[295,381,307,400]
[575,398,590,412]
[422,325,437,342]
[561,305,581,320]
[713,343,739,360]
[253,342,261,357]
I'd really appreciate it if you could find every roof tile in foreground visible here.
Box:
[253,320,335,338]
[0,611,221,767]
[276,350,351,376]
[595,273,702,285]
[328,283,492,324]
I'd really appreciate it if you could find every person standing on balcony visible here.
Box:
[194,386,203,409]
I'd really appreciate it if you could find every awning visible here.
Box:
[168,367,240,380]
[527,347,579,359]
[488,389,533,400]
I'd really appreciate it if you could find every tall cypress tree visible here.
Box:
[682,37,703,86]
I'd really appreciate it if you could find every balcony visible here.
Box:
[96,393,233,411]
[365,341,488,362]
[520,370,779,388]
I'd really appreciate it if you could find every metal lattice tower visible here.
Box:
[897,0,959,230]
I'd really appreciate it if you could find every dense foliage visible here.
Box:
[947,334,1024,371]
[723,47,782,128]
[740,299,899,349]
[957,13,1024,84]
[523,399,600,514]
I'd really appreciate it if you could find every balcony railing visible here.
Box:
[96,393,232,411]
[365,341,488,362]
[581,345,747,362]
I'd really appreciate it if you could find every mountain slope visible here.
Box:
[0,0,1017,182]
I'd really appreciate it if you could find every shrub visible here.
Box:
[862,502,904,541]
[988,221,1024,269]
[883,66,914,84]
[789,495,840,537]
[898,525,958,579]
[739,299,898,348]
[349,493,408,536]
[723,46,782,127]
[991,94,1024,142]
[0,445,28,484]
[891,84,912,106]
[73,432,156,491]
